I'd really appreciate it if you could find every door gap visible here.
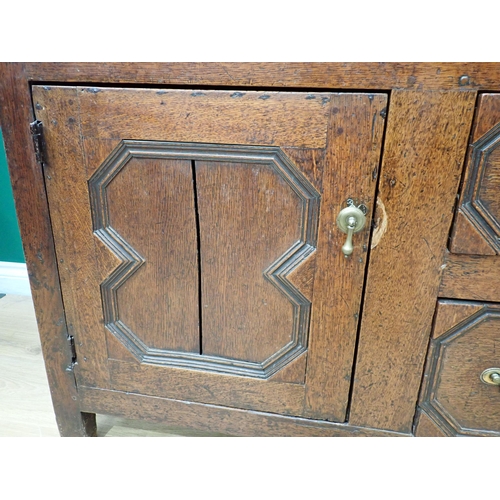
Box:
[30,80,390,95]
[191,160,203,355]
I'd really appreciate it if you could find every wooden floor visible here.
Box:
[0,294,225,437]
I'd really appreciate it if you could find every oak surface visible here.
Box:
[4,62,500,437]
[196,160,300,362]
[414,409,448,437]
[439,252,500,302]
[79,387,408,437]
[29,84,385,427]
[21,62,500,91]
[349,89,477,433]
[107,157,200,353]
[31,85,110,390]
[0,64,96,436]
[432,300,483,339]
[418,300,500,436]
[77,88,330,148]
[304,93,387,420]
[450,93,500,255]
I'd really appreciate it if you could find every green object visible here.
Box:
[0,128,25,263]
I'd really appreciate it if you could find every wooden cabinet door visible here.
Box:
[33,86,386,422]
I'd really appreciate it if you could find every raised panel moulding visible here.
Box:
[460,121,500,254]
[421,306,500,436]
[89,141,320,379]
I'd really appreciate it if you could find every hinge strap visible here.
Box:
[30,119,46,164]
[63,336,77,375]
[68,335,77,363]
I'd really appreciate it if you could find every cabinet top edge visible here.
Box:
[4,62,500,91]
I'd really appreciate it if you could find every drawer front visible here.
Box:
[418,300,500,436]
[450,94,500,255]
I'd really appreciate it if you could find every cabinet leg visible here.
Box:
[81,412,97,437]
[55,411,97,437]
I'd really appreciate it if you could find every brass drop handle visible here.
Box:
[481,368,500,386]
[336,199,367,257]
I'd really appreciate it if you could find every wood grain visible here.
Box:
[268,352,307,384]
[287,252,316,302]
[30,85,381,421]
[432,300,483,339]
[195,160,301,362]
[27,86,346,422]
[414,409,448,437]
[108,360,306,416]
[77,88,330,148]
[449,211,496,255]
[470,94,500,142]
[22,62,500,91]
[6,62,500,437]
[476,147,500,228]
[439,252,500,302]
[78,137,135,365]
[0,65,95,436]
[79,387,408,437]
[419,300,500,436]
[106,157,199,353]
[304,93,388,421]
[84,140,318,378]
[281,148,324,193]
[31,85,110,390]
[349,89,477,433]
[450,93,500,255]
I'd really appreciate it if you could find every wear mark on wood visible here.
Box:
[370,196,387,249]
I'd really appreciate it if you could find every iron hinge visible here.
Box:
[68,335,77,365]
[30,119,47,164]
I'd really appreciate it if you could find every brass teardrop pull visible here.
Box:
[336,199,367,257]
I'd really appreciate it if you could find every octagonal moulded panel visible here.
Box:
[459,121,500,254]
[89,140,320,379]
[421,303,500,436]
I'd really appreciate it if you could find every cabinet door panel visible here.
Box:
[195,160,305,363]
[32,86,387,422]
[108,359,306,416]
[99,157,200,353]
[77,87,330,148]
